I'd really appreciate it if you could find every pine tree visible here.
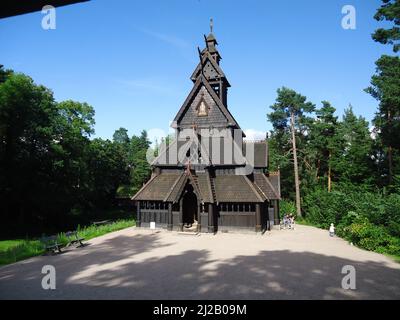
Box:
[366,55,400,185]
[309,101,339,192]
[268,87,315,217]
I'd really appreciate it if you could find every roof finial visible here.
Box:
[210,18,213,33]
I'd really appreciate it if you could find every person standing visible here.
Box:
[329,223,335,237]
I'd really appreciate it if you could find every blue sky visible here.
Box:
[0,0,394,142]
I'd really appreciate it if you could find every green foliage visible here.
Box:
[128,130,151,194]
[372,0,400,52]
[339,217,400,256]
[267,87,315,199]
[302,186,400,257]
[76,219,135,241]
[0,239,45,266]
[280,200,296,218]
[365,55,400,185]
[0,71,134,237]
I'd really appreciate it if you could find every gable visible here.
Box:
[190,52,229,85]
[179,85,230,127]
[173,76,240,130]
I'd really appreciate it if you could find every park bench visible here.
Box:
[92,220,111,226]
[65,231,85,247]
[40,235,62,254]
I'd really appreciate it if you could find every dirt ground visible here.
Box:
[0,225,399,299]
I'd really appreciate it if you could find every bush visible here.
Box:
[339,217,400,256]
[303,185,400,258]
[280,200,296,218]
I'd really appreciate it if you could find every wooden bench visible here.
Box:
[91,220,111,226]
[65,231,85,247]
[40,235,62,254]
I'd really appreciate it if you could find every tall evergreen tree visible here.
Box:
[366,55,400,185]
[372,0,400,52]
[309,101,339,191]
[268,87,315,216]
[335,106,374,186]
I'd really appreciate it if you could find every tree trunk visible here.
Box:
[290,111,302,217]
[387,110,393,185]
[388,145,393,185]
[316,159,320,181]
[328,150,332,192]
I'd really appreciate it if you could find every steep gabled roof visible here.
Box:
[190,51,230,86]
[173,75,240,129]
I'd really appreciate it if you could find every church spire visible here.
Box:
[189,20,230,105]
[205,18,218,57]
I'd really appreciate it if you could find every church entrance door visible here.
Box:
[182,184,198,228]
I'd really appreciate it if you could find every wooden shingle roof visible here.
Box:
[253,173,280,200]
[214,175,264,203]
[173,75,240,130]
[132,172,183,201]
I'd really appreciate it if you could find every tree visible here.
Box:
[268,87,315,217]
[87,138,130,207]
[335,106,374,186]
[365,55,400,184]
[0,73,58,231]
[128,130,151,193]
[0,69,132,236]
[113,127,130,145]
[372,0,400,52]
[309,101,339,192]
[0,65,13,83]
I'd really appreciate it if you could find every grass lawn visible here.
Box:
[0,219,135,266]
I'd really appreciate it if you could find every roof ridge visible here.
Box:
[201,76,240,128]
[187,170,204,202]
[242,175,265,202]
[261,173,280,199]
[163,171,186,202]
[253,178,269,201]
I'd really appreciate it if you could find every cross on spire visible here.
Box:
[210,18,213,33]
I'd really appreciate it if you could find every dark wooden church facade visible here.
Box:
[132,29,281,233]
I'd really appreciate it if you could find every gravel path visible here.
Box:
[0,225,399,299]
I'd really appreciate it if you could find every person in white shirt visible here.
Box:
[329,223,335,237]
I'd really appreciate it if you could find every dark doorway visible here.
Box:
[182,184,198,227]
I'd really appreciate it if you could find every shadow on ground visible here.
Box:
[0,232,399,299]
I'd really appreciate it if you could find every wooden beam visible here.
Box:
[255,203,261,232]
[208,203,214,233]
[274,200,280,226]
[136,201,141,228]
[167,202,173,231]
[197,202,201,233]
[179,197,184,231]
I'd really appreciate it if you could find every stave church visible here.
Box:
[132,23,281,233]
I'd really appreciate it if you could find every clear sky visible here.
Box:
[0,0,394,143]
